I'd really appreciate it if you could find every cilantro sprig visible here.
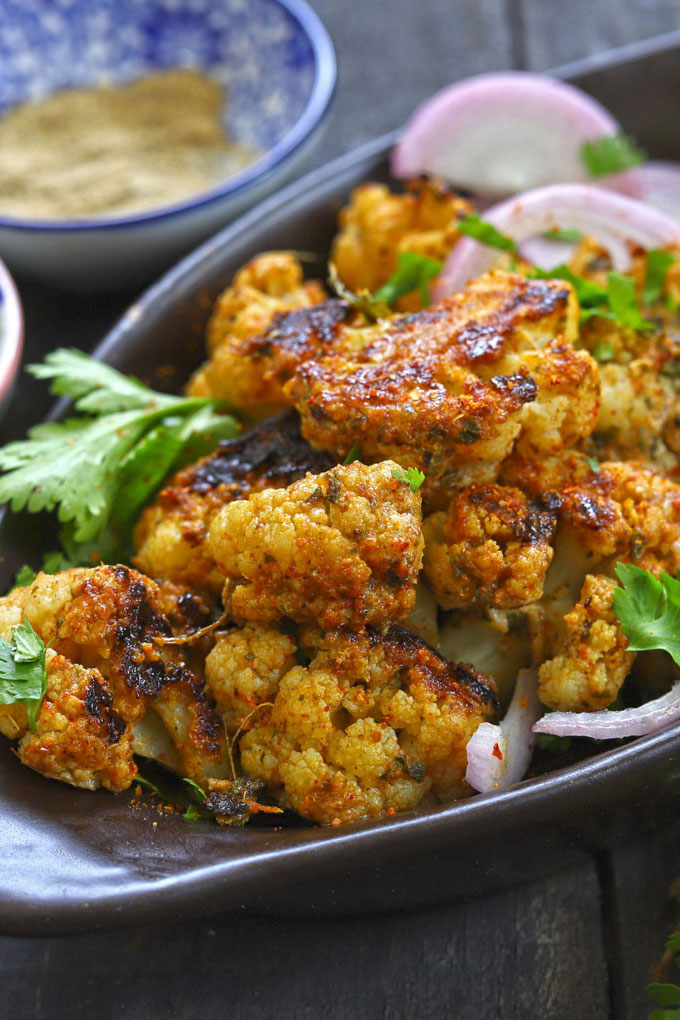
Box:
[0,621,47,730]
[581,133,646,177]
[612,563,680,665]
[392,466,425,492]
[329,252,443,318]
[0,349,239,565]
[530,264,652,331]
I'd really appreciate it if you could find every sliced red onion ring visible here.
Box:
[517,235,580,272]
[638,161,680,220]
[392,72,641,200]
[434,184,680,299]
[465,668,541,793]
[533,681,680,739]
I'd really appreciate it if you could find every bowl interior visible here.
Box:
[0,0,317,153]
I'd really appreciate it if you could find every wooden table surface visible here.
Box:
[3,2,680,1017]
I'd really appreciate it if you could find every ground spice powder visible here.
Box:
[0,68,259,219]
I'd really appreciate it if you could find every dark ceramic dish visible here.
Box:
[2,34,680,937]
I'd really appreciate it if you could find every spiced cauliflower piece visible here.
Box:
[331,178,473,310]
[0,566,229,790]
[504,452,680,574]
[222,624,498,824]
[186,252,327,415]
[133,411,333,593]
[186,250,342,414]
[205,622,297,732]
[423,483,558,610]
[288,271,594,507]
[208,460,424,630]
[538,574,634,711]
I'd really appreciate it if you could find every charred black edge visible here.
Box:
[84,677,126,745]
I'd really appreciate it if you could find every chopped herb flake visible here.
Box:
[392,466,425,492]
[643,249,675,307]
[458,214,517,252]
[581,133,646,177]
[374,252,442,307]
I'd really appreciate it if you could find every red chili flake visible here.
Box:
[492,742,503,761]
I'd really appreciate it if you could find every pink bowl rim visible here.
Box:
[0,258,23,408]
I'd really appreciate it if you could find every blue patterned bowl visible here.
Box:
[0,0,335,290]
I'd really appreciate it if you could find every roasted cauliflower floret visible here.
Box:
[208,460,424,630]
[505,452,680,574]
[186,252,326,415]
[331,178,473,310]
[16,655,135,792]
[205,622,297,731]
[0,566,229,790]
[287,271,584,506]
[133,411,333,593]
[231,625,498,824]
[538,574,634,711]
[423,484,558,610]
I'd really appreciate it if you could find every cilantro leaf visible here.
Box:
[458,214,517,252]
[11,620,43,663]
[0,349,239,563]
[612,563,680,665]
[183,804,206,822]
[0,621,47,730]
[343,446,362,465]
[586,457,600,474]
[374,252,442,307]
[13,565,36,589]
[392,466,425,492]
[607,272,653,331]
[643,249,676,307]
[581,133,646,177]
[649,985,680,1008]
[592,340,615,363]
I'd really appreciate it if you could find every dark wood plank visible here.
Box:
[0,861,608,1020]
[602,813,680,1020]
[517,0,680,70]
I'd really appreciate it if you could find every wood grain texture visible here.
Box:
[1,863,608,1020]
[604,813,680,1020]
[516,0,680,70]
[3,3,680,1019]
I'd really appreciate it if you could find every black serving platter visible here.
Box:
[2,33,680,937]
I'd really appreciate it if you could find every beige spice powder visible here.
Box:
[0,68,260,219]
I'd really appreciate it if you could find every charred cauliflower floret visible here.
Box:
[133,411,333,593]
[538,574,634,711]
[186,252,327,415]
[423,484,558,610]
[287,271,589,507]
[13,654,135,792]
[331,178,473,310]
[219,624,498,824]
[505,452,680,574]
[208,460,424,630]
[0,566,229,790]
